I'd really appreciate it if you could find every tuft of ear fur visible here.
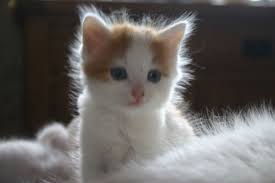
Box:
[36,123,69,152]
[158,21,186,50]
[82,15,110,57]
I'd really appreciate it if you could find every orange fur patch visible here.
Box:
[151,24,185,77]
[150,37,177,77]
[83,24,134,81]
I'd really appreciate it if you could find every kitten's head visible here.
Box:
[79,8,192,111]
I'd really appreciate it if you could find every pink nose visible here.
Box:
[131,87,144,101]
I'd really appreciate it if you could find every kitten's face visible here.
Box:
[81,17,185,110]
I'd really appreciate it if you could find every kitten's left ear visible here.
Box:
[82,15,111,57]
[158,22,186,49]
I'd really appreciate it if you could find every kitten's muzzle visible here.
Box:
[129,85,144,106]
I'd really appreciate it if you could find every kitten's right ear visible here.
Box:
[158,21,186,50]
[82,15,110,56]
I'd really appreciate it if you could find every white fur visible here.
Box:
[74,6,195,182]
[99,109,275,183]
[0,123,77,183]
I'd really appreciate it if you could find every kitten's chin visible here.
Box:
[128,101,143,107]
[117,101,146,111]
[126,101,162,111]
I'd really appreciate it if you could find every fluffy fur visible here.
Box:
[2,6,274,183]
[71,6,196,182]
[0,123,77,183]
[99,108,275,183]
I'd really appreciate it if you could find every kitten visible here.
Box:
[99,108,275,183]
[70,6,195,182]
[0,123,78,183]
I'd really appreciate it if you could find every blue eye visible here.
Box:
[110,67,127,80]
[147,69,161,83]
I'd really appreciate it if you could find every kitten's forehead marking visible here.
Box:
[84,23,173,81]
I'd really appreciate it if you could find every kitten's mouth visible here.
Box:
[128,98,143,107]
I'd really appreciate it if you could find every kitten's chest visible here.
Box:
[82,110,125,144]
[82,109,163,159]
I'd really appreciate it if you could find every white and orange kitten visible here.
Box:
[70,6,195,182]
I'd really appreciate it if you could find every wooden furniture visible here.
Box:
[15,1,275,135]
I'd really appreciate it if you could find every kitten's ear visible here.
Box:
[82,15,110,55]
[158,22,186,49]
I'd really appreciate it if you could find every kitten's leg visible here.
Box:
[81,143,111,182]
[82,143,130,183]
[102,144,132,173]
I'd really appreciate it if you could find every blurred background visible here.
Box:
[0,0,274,137]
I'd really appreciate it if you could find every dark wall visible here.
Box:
[1,1,275,136]
[0,1,24,137]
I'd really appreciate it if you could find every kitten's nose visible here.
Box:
[131,85,144,101]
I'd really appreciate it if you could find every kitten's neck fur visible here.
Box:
[81,88,166,137]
